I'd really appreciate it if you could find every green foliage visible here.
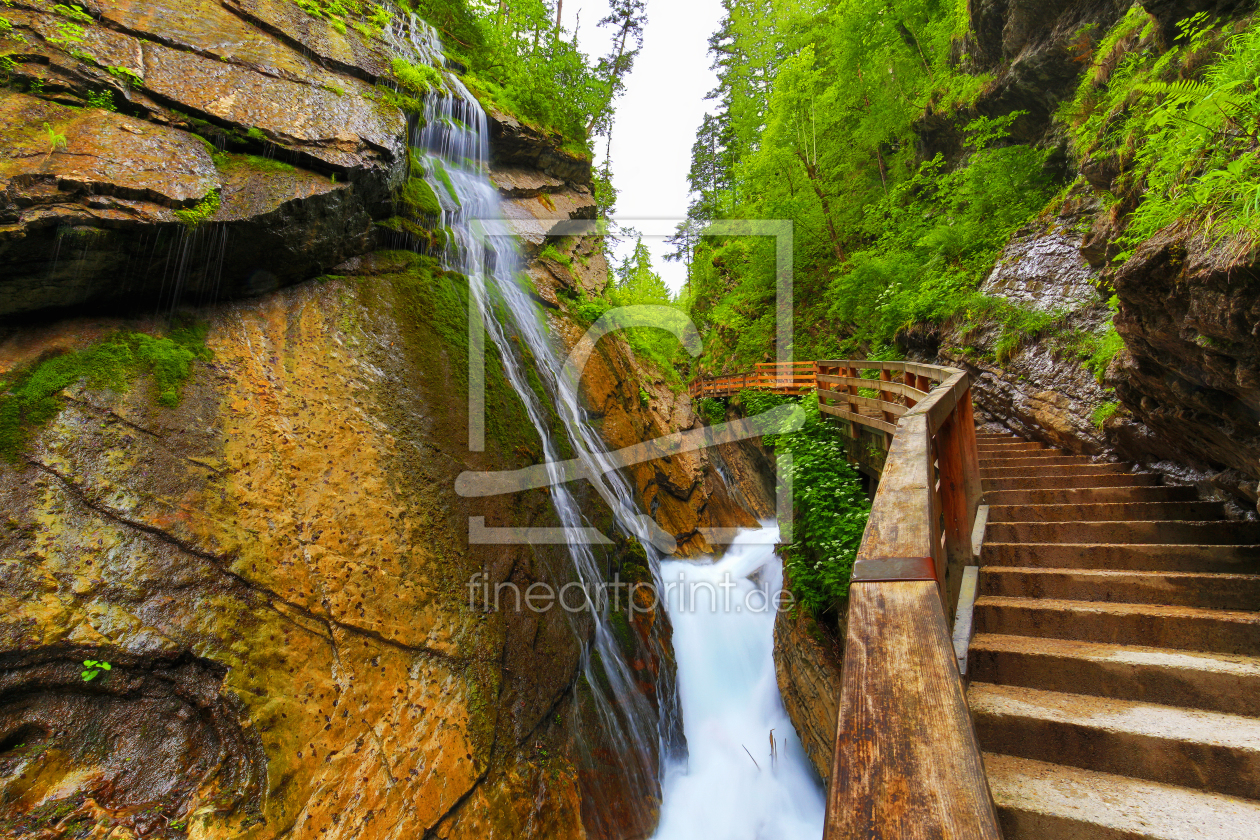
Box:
[677,0,1056,370]
[737,390,869,616]
[696,397,727,425]
[81,659,111,682]
[1084,325,1124,382]
[0,325,210,462]
[84,88,115,111]
[292,0,392,36]
[1062,10,1260,256]
[106,65,141,87]
[245,127,267,142]
[539,243,574,269]
[174,190,221,227]
[42,122,67,152]
[638,387,650,407]
[1092,400,1120,428]
[391,57,444,94]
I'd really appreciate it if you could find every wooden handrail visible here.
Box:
[687,359,997,838]
[824,364,996,839]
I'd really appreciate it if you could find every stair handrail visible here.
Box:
[819,361,998,839]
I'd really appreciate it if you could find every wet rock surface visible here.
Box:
[772,609,842,785]
[0,0,594,320]
[1110,230,1260,504]
[0,267,601,839]
[0,650,265,837]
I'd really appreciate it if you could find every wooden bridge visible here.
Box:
[689,361,1260,839]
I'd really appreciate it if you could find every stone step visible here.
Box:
[979,455,1108,468]
[986,520,1260,545]
[968,634,1260,717]
[978,567,1260,609]
[973,596,1260,655]
[977,441,1048,452]
[984,485,1200,506]
[969,683,1260,800]
[984,473,1162,491]
[984,752,1260,840]
[981,463,1132,479]
[980,542,1260,573]
[986,501,1227,523]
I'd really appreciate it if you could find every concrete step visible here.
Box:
[985,485,1200,506]
[984,473,1162,491]
[977,441,1049,452]
[981,463,1132,479]
[980,455,1110,468]
[968,634,1260,717]
[980,542,1260,573]
[984,752,1260,840]
[986,501,1227,523]
[973,596,1260,655]
[987,520,1260,545]
[969,683,1260,800]
[978,567,1260,609]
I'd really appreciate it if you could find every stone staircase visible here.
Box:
[965,432,1260,840]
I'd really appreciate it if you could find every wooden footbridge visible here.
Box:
[690,362,1260,839]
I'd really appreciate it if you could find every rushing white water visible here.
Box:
[656,526,826,840]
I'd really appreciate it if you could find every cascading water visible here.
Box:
[386,17,824,839]
[656,527,826,839]
[385,17,683,837]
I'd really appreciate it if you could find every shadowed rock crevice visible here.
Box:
[0,648,266,838]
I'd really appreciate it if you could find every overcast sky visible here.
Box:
[561,0,725,295]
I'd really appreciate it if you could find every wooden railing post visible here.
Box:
[847,365,860,441]
[934,410,973,624]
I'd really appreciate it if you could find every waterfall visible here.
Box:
[385,18,824,839]
[655,527,826,839]
[386,17,683,836]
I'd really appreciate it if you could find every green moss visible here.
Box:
[400,177,442,216]
[538,243,573,270]
[429,159,460,206]
[0,324,211,462]
[232,154,295,173]
[391,57,444,95]
[174,190,221,227]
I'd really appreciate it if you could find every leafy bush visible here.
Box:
[738,390,870,617]
[696,397,726,425]
[1084,325,1124,382]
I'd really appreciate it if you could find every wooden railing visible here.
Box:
[687,361,817,397]
[688,360,1000,839]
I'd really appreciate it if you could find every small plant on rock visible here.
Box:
[81,660,111,682]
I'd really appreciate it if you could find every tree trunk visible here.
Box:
[796,150,847,265]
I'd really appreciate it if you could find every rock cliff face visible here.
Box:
[0,257,608,839]
[0,2,741,839]
[0,0,415,316]
[923,0,1260,514]
[772,609,843,784]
